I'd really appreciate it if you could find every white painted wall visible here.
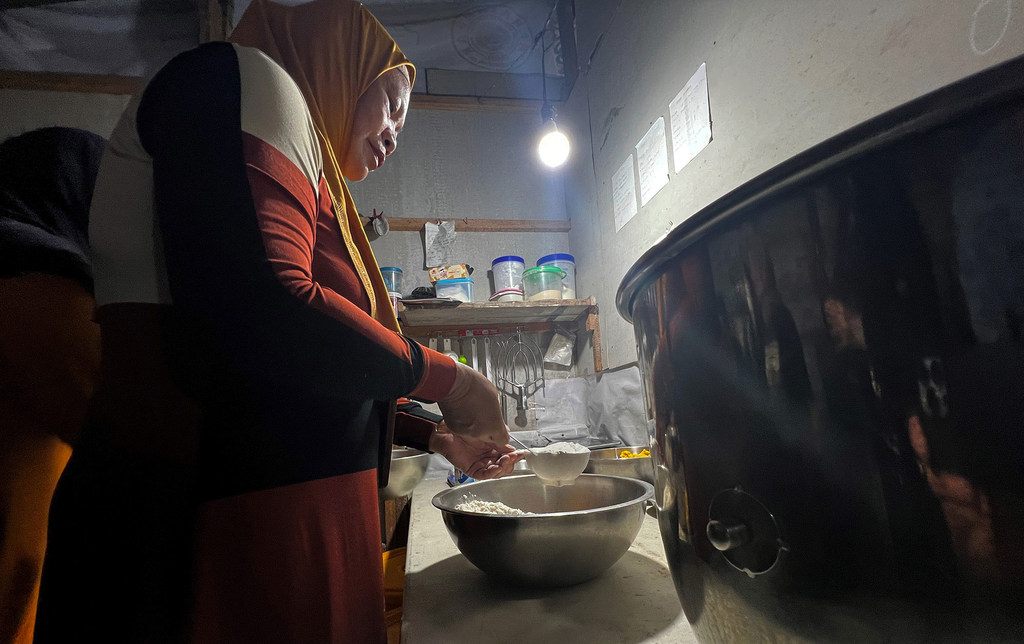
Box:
[352,107,571,299]
[562,0,1024,368]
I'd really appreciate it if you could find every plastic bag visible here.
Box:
[543,328,575,367]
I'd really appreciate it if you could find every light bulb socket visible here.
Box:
[540,102,556,123]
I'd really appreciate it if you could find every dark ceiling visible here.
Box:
[0,0,576,101]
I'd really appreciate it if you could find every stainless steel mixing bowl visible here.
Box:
[432,474,654,587]
[381,447,430,499]
[584,446,654,484]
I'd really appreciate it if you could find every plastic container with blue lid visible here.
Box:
[491,255,525,294]
[435,277,474,302]
[537,253,576,299]
[380,266,403,295]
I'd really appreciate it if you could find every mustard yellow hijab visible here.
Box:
[229,0,414,332]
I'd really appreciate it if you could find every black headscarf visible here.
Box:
[0,126,106,289]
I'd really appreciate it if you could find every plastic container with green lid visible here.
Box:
[537,253,576,299]
[523,265,566,301]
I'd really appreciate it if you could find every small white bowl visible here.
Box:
[523,442,591,486]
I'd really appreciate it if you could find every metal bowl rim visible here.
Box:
[392,447,430,459]
[431,473,654,518]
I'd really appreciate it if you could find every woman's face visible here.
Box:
[342,66,412,181]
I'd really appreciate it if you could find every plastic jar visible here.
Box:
[435,277,474,302]
[491,255,525,294]
[380,266,403,295]
[537,253,576,299]
[522,265,566,301]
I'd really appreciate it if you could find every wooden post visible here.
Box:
[200,0,231,43]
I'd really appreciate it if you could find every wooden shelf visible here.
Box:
[361,216,570,233]
[400,297,594,328]
[399,297,602,370]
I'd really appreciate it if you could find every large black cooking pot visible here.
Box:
[618,55,1024,643]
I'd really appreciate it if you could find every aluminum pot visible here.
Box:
[617,56,1024,642]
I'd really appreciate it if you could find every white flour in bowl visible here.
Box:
[454,497,531,515]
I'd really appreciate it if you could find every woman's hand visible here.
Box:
[430,422,522,480]
[436,362,509,447]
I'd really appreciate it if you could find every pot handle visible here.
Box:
[706,519,752,552]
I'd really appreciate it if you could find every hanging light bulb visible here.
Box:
[538,120,570,167]
[537,102,570,168]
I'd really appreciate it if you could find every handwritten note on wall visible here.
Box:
[612,155,638,231]
[608,62,713,234]
[636,117,669,207]
[669,62,712,173]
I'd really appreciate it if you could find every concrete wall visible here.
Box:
[351,107,570,299]
[562,0,1024,368]
[0,89,128,140]
[9,0,1023,367]
[0,90,570,301]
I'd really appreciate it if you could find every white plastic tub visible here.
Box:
[491,255,525,293]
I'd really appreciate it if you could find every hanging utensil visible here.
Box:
[494,330,545,428]
[367,208,389,236]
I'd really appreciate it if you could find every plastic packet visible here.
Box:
[428,264,473,283]
[446,467,474,487]
[543,328,575,367]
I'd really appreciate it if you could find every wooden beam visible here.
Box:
[200,0,231,43]
[0,69,141,95]
[3,0,80,7]
[367,217,570,233]
[0,69,562,117]
[410,93,559,114]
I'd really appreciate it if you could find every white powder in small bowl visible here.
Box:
[525,441,591,486]
[531,441,589,455]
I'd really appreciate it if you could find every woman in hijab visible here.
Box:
[36,2,519,642]
[0,126,105,644]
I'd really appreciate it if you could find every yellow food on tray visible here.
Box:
[619,449,650,459]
